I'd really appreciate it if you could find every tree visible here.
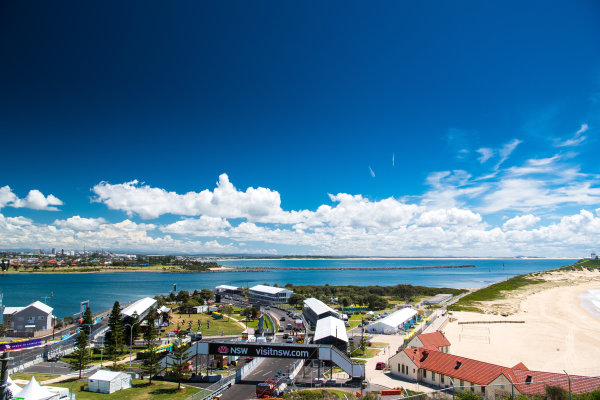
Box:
[82,306,93,326]
[68,330,90,378]
[219,304,233,320]
[199,289,213,303]
[175,290,190,303]
[169,339,188,390]
[288,293,306,308]
[545,386,568,400]
[106,301,124,364]
[0,322,8,337]
[142,308,160,383]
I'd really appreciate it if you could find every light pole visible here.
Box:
[81,323,93,365]
[98,332,107,368]
[124,320,140,367]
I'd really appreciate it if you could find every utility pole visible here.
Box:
[564,370,572,400]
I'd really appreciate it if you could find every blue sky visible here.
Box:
[1,1,599,256]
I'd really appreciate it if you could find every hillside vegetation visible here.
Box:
[448,258,599,312]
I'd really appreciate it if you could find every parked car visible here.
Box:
[280,316,286,321]
[278,326,284,332]
[376,362,386,370]
[344,321,350,327]
[283,333,289,339]
[325,379,337,386]
[286,323,293,330]
[286,336,294,343]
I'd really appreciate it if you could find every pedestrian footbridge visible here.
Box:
[193,340,365,379]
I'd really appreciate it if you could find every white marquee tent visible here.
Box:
[12,376,59,400]
[87,369,132,394]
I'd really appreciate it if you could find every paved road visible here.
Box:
[219,357,296,400]
[218,307,301,399]
[22,361,73,376]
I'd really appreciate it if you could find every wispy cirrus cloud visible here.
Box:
[476,148,494,163]
[494,139,522,170]
[368,166,376,178]
[555,123,588,147]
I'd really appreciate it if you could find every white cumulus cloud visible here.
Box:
[0,186,63,211]
[92,174,287,220]
[503,214,540,230]
[54,216,107,231]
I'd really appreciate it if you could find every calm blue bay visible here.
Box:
[0,258,575,318]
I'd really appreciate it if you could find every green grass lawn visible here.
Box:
[243,315,273,331]
[284,389,362,399]
[10,373,61,382]
[53,379,203,400]
[369,342,389,348]
[350,347,380,358]
[347,314,364,330]
[161,310,244,337]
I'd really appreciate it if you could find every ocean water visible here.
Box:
[0,258,575,319]
[579,289,600,318]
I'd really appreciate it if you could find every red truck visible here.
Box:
[256,375,287,397]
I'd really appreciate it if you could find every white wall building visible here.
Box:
[249,285,293,305]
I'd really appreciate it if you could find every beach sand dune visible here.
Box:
[443,270,600,376]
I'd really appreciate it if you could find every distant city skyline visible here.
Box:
[1,2,599,257]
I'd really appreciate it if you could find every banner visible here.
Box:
[207,342,319,359]
[0,338,42,351]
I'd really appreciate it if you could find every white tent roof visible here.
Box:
[89,369,127,381]
[7,376,22,394]
[368,308,417,329]
[13,376,58,400]
[121,297,157,318]
[303,298,338,317]
[314,316,348,343]
[215,284,239,291]
[249,285,292,295]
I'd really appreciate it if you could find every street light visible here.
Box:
[124,315,141,367]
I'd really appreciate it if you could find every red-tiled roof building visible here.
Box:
[388,332,600,399]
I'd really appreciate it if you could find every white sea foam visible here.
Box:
[579,289,600,318]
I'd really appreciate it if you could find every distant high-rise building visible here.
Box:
[51,248,56,254]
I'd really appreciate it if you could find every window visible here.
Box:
[38,316,45,320]
[432,372,436,380]
[481,386,486,395]
[423,370,427,378]
[441,375,445,384]
[18,317,24,321]
[471,383,475,392]
[460,380,464,388]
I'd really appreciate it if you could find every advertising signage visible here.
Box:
[207,342,319,360]
[0,338,42,352]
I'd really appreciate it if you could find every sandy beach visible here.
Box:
[443,270,600,376]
